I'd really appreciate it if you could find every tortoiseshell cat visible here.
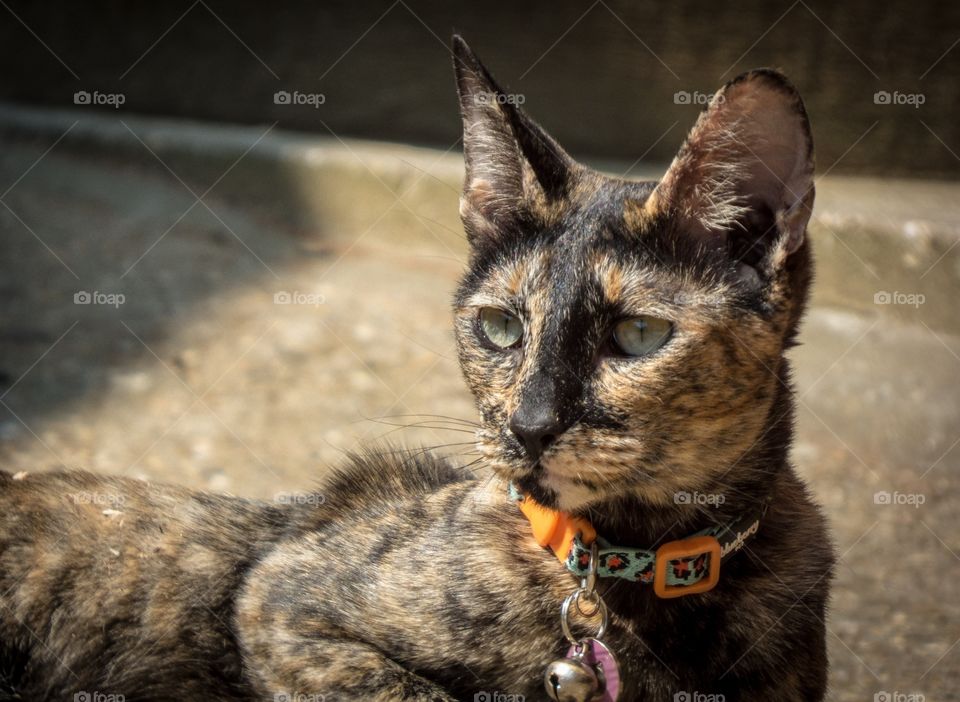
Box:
[0,37,832,701]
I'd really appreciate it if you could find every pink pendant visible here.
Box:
[566,638,620,701]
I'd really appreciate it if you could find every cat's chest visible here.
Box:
[414,519,736,698]
[436,602,726,701]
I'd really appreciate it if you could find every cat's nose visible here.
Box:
[509,409,568,461]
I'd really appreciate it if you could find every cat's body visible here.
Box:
[0,37,833,701]
[1,452,827,701]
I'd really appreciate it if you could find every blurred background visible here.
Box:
[0,1,958,700]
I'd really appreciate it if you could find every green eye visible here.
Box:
[478,307,523,349]
[612,316,672,357]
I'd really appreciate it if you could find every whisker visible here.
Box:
[369,413,481,427]
[458,456,490,474]
[372,420,478,434]
[368,422,477,442]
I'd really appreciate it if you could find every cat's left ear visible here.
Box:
[452,36,575,245]
[646,69,815,280]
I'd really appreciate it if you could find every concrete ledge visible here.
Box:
[3,101,958,332]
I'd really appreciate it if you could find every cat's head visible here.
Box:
[451,36,814,513]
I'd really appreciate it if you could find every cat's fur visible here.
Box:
[0,37,832,701]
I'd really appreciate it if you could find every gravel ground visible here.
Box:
[1,131,958,701]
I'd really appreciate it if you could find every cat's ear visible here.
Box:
[647,69,814,281]
[452,35,575,245]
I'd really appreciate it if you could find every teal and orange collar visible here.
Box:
[509,483,765,599]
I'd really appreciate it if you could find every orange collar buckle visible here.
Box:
[652,535,722,599]
[518,495,597,566]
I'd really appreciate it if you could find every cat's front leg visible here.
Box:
[237,557,458,702]
[243,636,456,702]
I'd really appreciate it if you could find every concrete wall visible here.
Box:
[1,0,958,177]
[0,0,960,177]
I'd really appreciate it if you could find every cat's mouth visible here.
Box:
[477,425,677,510]
[494,447,604,511]
[478,427,689,511]
[512,468,557,507]
[513,465,618,512]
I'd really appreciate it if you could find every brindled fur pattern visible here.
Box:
[0,36,833,702]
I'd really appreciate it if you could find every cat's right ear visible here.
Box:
[641,69,815,286]
[452,35,574,246]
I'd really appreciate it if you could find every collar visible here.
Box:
[509,483,766,599]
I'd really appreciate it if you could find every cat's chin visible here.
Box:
[514,470,628,513]
[512,466,687,515]
[540,473,601,513]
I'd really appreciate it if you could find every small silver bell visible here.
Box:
[543,656,600,702]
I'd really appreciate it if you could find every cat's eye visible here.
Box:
[478,307,523,349]
[612,316,673,357]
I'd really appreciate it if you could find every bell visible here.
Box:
[543,656,600,702]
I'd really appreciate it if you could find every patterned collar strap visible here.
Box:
[509,483,766,599]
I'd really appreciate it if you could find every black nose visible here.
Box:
[509,409,568,461]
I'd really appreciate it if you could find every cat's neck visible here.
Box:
[584,396,793,549]
[585,464,779,550]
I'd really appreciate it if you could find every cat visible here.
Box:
[0,36,833,701]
